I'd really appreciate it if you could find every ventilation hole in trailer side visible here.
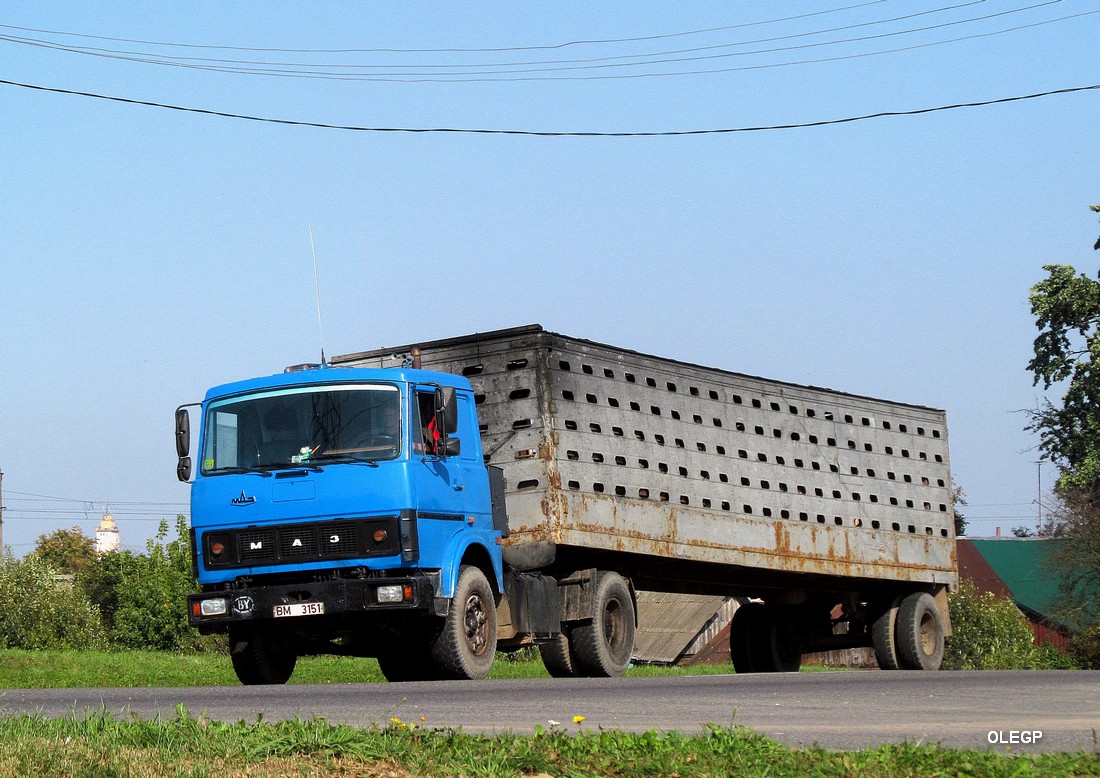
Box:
[693,414,703,424]
[659,463,669,473]
[870,495,879,503]
[852,518,862,527]
[713,418,722,427]
[760,480,771,489]
[736,422,746,432]
[806,408,816,418]
[558,361,571,371]
[740,477,751,486]
[615,486,626,496]
[474,394,486,404]
[917,426,926,435]
[517,479,540,490]
[901,449,910,458]
[689,386,700,396]
[794,459,804,468]
[789,405,798,414]
[719,473,729,483]
[847,440,856,449]
[615,456,626,466]
[799,512,809,521]
[903,474,912,483]
[608,397,620,408]
[651,406,661,416]
[565,420,578,430]
[743,505,753,514]
[885,446,894,454]
[939,504,948,512]
[883,421,892,430]
[791,432,801,441]
[721,501,731,511]
[935,454,944,463]
[850,467,859,475]
[864,443,874,452]
[899,424,908,433]
[808,435,819,444]
[862,417,871,426]
[568,481,580,490]
[844,414,853,423]
[612,426,624,437]
[655,434,665,445]
[852,493,861,501]
[709,390,720,400]
[639,459,649,469]
[639,488,650,498]
[905,500,914,508]
[697,442,707,452]
[825,412,835,421]
[827,438,837,447]
[887,472,896,480]
[817,515,826,524]
[811,462,821,471]
[814,488,824,497]
[716,445,726,455]
[593,483,605,493]
[907,524,916,533]
[779,483,789,492]
[832,490,842,499]
[921,477,930,486]
[937,479,945,487]
[925,526,934,535]
[567,450,579,460]
[890,498,899,506]
[678,466,688,477]
[829,464,839,473]
[734,394,744,404]
[680,495,690,505]
[507,359,528,370]
[479,424,488,433]
[590,423,602,433]
[762,507,772,517]
[513,419,533,429]
[702,498,712,508]
[671,410,681,420]
[700,470,711,480]
[781,509,791,519]
[871,520,881,529]
[738,450,748,459]
[592,453,604,463]
[582,364,593,375]
[797,485,807,495]
[833,517,843,526]
[758,453,768,462]
[586,394,598,404]
[625,372,636,383]
[667,381,677,392]
[659,492,670,502]
[892,522,901,531]
[923,502,932,510]
[919,451,927,461]
[630,401,641,411]
[462,365,484,376]
[933,429,942,438]
[867,468,876,477]
[635,430,645,441]
[646,377,657,387]
[604,368,615,378]
[675,438,685,449]
[941,528,949,537]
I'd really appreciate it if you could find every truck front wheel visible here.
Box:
[430,565,497,680]
[229,624,297,685]
[572,571,636,677]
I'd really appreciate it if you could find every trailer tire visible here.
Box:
[229,625,297,685]
[430,565,497,680]
[539,631,580,678]
[572,572,635,677]
[731,604,800,673]
[895,592,945,671]
[871,597,903,671]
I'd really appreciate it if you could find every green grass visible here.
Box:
[0,648,752,688]
[0,708,1097,778]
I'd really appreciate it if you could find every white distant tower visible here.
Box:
[95,512,120,554]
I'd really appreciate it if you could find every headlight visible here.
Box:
[198,598,229,616]
[376,585,404,604]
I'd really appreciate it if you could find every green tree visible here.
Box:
[31,525,97,576]
[942,581,1038,670]
[0,551,106,650]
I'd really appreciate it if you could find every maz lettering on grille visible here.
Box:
[247,535,342,550]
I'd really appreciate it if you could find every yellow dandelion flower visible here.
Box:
[572,715,586,724]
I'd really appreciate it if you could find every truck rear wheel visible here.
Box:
[539,631,579,678]
[871,597,903,670]
[572,571,635,677]
[731,603,801,673]
[895,592,945,670]
[430,565,497,680]
[229,624,297,685]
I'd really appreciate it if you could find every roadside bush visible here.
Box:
[0,552,107,650]
[1069,626,1100,669]
[942,581,1039,670]
[110,517,213,652]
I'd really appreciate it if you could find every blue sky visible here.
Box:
[1,2,1098,553]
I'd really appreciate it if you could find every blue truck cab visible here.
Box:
[177,363,507,683]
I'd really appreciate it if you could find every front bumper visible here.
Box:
[187,573,437,631]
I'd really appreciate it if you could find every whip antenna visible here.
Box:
[308,223,327,365]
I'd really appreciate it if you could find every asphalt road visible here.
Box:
[1,671,1097,753]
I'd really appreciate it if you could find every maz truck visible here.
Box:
[178,325,957,683]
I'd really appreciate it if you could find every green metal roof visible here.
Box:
[966,538,1069,619]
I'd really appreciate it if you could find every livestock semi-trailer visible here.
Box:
[179,325,956,683]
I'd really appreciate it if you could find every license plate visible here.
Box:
[273,602,325,618]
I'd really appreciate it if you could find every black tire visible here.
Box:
[871,597,903,671]
[430,565,497,680]
[572,572,636,677]
[895,592,946,671]
[539,631,580,678]
[731,603,801,673]
[229,624,297,685]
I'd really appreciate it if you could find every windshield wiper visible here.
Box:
[313,454,381,468]
[205,466,273,478]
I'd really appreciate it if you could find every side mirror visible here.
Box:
[177,457,193,482]
[434,386,459,434]
[175,407,191,457]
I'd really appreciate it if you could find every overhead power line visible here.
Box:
[1,78,1097,136]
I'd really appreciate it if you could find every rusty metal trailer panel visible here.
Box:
[336,325,957,592]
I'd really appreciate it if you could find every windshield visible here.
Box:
[201,384,401,474]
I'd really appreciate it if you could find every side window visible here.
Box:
[413,390,438,454]
[457,394,478,461]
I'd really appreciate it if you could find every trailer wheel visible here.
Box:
[895,592,945,671]
[871,597,903,670]
[731,603,801,673]
[572,572,636,677]
[229,625,297,685]
[539,631,580,678]
[430,565,497,680]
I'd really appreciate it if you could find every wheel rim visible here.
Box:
[918,611,937,656]
[603,597,626,653]
[463,592,490,657]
